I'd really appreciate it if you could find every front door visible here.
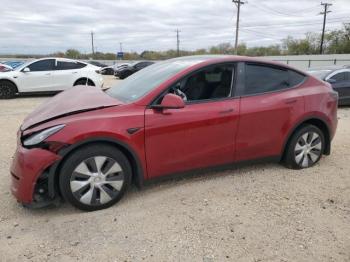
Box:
[18,59,55,92]
[329,71,350,104]
[145,64,239,178]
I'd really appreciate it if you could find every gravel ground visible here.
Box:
[0,76,349,261]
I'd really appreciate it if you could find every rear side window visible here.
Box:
[244,63,305,95]
[56,61,86,70]
[27,59,55,72]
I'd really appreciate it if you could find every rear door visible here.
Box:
[235,63,306,161]
[17,59,55,92]
[52,60,87,90]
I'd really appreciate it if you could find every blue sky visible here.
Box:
[0,0,349,54]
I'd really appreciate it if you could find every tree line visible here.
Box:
[3,23,349,60]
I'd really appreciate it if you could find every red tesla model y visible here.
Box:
[10,56,338,211]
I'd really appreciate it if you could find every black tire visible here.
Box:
[0,80,17,99]
[283,124,325,169]
[74,79,95,86]
[59,144,132,211]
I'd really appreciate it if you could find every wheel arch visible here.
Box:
[48,137,145,199]
[73,78,95,86]
[282,116,331,160]
[0,78,19,92]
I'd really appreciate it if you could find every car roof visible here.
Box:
[166,55,305,74]
[307,65,350,71]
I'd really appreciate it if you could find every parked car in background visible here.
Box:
[100,66,115,75]
[11,56,338,211]
[114,61,154,79]
[4,61,24,69]
[0,63,13,72]
[0,58,104,99]
[87,61,108,68]
[308,66,350,105]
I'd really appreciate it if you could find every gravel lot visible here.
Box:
[0,76,349,261]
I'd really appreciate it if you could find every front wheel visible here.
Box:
[284,125,325,169]
[59,144,132,211]
[0,80,17,99]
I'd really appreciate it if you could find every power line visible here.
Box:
[320,2,332,54]
[241,17,349,29]
[250,2,319,18]
[232,0,246,55]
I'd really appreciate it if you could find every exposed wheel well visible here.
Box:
[73,78,95,86]
[282,118,331,160]
[0,79,18,93]
[51,140,143,199]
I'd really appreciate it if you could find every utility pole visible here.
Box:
[175,29,181,57]
[320,2,332,54]
[232,0,245,55]
[119,42,123,53]
[91,31,95,55]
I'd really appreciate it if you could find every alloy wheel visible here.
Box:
[70,156,124,206]
[294,132,322,168]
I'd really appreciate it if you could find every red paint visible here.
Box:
[10,56,338,205]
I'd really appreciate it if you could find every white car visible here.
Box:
[0,58,104,99]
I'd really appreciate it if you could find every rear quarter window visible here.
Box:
[289,70,306,87]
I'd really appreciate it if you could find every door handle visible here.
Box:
[285,99,297,104]
[45,73,51,76]
[219,109,234,114]
[72,72,78,74]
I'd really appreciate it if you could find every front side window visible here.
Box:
[330,72,346,82]
[178,65,234,102]
[27,59,55,72]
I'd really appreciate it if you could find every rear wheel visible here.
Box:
[59,144,132,211]
[0,80,17,99]
[284,125,325,169]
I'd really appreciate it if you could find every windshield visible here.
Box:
[15,60,34,71]
[106,60,200,102]
[307,70,332,80]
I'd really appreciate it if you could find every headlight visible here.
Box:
[23,124,65,146]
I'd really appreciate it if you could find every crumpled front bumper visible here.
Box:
[10,144,61,204]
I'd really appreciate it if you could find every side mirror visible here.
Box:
[326,78,336,84]
[22,67,30,73]
[153,93,185,110]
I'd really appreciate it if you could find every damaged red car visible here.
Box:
[11,56,338,211]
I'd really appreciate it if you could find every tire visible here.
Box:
[74,79,95,86]
[284,124,325,169]
[0,80,17,99]
[59,144,132,211]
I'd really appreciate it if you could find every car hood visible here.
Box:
[21,86,123,131]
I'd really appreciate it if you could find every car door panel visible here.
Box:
[16,59,55,92]
[17,71,53,92]
[236,91,304,161]
[145,99,240,178]
[235,63,305,162]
